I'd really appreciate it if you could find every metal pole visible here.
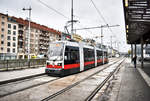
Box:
[141,36,144,68]
[134,43,136,57]
[22,7,32,67]
[101,26,104,64]
[28,6,31,60]
[134,43,137,68]
[131,44,133,59]
[117,42,119,52]
[71,0,73,37]
[110,36,112,58]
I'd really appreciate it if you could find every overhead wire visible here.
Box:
[76,23,95,37]
[37,0,93,36]
[73,13,98,38]
[37,0,69,19]
[36,0,104,39]
[90,0,119,46]
[90,0,115,35]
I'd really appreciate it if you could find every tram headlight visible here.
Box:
[57,63,62,66]
[47,62,50,65]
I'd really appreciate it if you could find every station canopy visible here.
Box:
[123,0,150,44]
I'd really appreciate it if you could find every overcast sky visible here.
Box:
[0,0,130,52]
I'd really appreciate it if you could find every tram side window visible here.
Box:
[106,52,108,58]
[103,52,105,58]
[84,48,94,62]
[104,52,108,58]
[103,52,106,58]
[97,50,102,60]
[64,46,80,64]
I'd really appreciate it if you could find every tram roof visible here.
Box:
[51,40,107,51]
[123,0,150,44]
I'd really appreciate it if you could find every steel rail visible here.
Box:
[0,73,46,85]
[0,76,60,98]
[84,58,125,101]
[41,58,123,101]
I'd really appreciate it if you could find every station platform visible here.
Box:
[117,59,150,101]
[0,67,45,83]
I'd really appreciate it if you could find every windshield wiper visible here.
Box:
[53,55,62,61]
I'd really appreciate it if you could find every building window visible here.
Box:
[36,30,38,33]
[19,30,23,34]
[31,34,34,37]
[1,34,4,38]
[19,24,23,28]
[2,16,5,19]
[13,48,15,53]
[30,39,33,43]
[1,28,4,32]
[13,42,16,47]
[1,22,5,25]
[8,30,11,34]
[13,37,16,41]
[7,42,10,46]
[7,36,11,40]
[31,28,34,32]
[13,31,16,35]
[1,41,4,44]
[13,25,16,30]
[7,48,10,52]
[1,47,3,51]
[8,24,11,28]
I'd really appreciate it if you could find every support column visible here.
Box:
[141,36,144,68]
[131,44,133,59]
[134,43,137,68]
[134,43,136,58]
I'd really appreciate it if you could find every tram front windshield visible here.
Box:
[47,43,64,61]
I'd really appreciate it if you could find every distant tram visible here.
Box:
[45,41,108,76]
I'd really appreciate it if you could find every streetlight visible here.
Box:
[101,25,104,64]
[71,0,74,35]
[22,6,32,60]
[110,35,116,58]
[99,24,119,64]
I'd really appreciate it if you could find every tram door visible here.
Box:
[79,43,84,71]
[94,47,97,67]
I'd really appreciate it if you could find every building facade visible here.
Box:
[0,13,61,60]
[0,13,18,59]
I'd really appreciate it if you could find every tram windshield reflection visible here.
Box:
[47,43,64,61]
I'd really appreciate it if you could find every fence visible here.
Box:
[0,59,47,71]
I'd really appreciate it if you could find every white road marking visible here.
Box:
[34,77,57,82]
[137,68,150,87]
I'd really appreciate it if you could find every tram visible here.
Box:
[45,41,108,76]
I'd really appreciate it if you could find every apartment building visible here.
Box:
[0,13,18,59]
[14,18,61,59]
[0,13,61,59]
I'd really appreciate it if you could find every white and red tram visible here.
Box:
[45,41,108,76]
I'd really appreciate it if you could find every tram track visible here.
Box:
[0,58,121,100]
[0,58,115,86]
[0,73,46,85]
[85,59,125,101]
[0,75,60,98]
[41,58,124,101]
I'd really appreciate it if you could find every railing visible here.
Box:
[0,59,47,71]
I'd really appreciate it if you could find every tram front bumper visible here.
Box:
[45,68,63,74]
